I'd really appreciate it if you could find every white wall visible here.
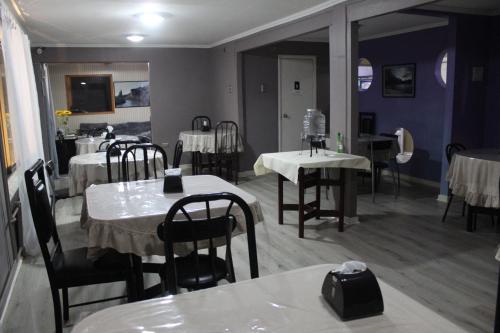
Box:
[47,62,150,132]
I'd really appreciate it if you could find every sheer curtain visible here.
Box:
[42,64,59,177]
[1,6,45,255]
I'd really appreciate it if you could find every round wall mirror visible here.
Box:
[358,58,373,92]
[394,128,414,164]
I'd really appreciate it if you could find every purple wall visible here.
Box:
[484,16,500,148]
[359,27,448,182]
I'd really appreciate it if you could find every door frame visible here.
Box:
[277,55,317,151]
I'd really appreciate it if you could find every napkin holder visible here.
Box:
[164,168,183,193]
[321,264,383,320]
[201,120,210,132]
[105,132,116,139]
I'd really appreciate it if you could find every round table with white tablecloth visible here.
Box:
[178,129,244,153]
[68,150,164,196]
[75,135,139,155]
[447,149,500,208]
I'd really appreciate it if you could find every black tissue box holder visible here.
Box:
[321,268,384,320]
[163,169,183,193]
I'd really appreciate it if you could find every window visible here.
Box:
[436,51,447,87]
[0,50,15,173]
[65,74,114,113]
[358,58,373,92]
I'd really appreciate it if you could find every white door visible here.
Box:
[279,56,316,151]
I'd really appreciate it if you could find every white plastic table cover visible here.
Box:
[447,149,500,208]
[75,135,138,155]
[254,150,371,184]
[71,264,467,333]
[81,175,263,258]
[68,150,164,196]
[179,129,244,153]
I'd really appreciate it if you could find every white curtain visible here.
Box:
[1,7,45,255]
[42,64,59,177]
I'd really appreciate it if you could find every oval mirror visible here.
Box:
[394,128,414,164]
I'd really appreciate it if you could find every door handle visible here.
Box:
[283,113,289,119]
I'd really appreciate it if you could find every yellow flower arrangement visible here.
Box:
[55,109,72,134]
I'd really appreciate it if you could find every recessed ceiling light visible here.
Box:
[80,82,87,85]
[139,13,164,26]
[126,34,144,42]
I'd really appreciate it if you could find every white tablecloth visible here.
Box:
[447,149,500,208]
[75,135,138,155]
[179,129,244,153]
[72,264,467,333]
[254,150,371,184]
[81,175,263,258]
[68,150,163,196]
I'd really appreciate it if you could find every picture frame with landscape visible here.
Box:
[382,64,416,98]
[114,81,150,108]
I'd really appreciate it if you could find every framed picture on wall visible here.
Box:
[382,64,416,98]
[114,81,150,108]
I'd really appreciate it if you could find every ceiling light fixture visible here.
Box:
[138,13,164,26]
[126,34,144,42]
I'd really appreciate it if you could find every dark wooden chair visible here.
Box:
[215,121,240,184]
[191,116,213,175]
[156,192,259,295]
[121,143,167,181]
[105,140,141,183]
[45,160,69,221]
[442,143,467,222]
[25,159,137,333]
[173,140,183,168]
[96,140,110,153]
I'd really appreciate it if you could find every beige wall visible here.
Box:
[47,62,150,132]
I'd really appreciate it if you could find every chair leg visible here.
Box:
[126,274,137,302]
[442,193,454,223]
[462,201,466,217]
[390,165,397,199]
[234,154,239,185]
[52,288,63,333]
[62,288,69,322]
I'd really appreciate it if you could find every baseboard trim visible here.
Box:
[437,194,449,203]
[0,252,23,325]
[380,169,440,189]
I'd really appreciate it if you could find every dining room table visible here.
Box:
[68,149,163,196]
[72,264,468,333]
[178,129,244,154]
[75,135,138,155]
[80,175,263,297]
[447,148,500,231]
[254,150,370,237]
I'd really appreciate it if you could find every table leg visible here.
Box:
[191,152,196,175]
[278,174,284,225]
[466,204,473,232]
[315,168,321,219]
[298,168,305,238]
[338,168,345,232]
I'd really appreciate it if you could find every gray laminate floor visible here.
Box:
[2,174,499,332]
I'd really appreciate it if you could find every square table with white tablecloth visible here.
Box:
[68,150,164,196]
[254,150,370,237]
[72,264,468,333]
[179,129,244,153]
[75,135,138,155]
[81,175,263,259]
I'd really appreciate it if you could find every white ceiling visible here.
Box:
[18,0,343,47]
[289,13,448,43]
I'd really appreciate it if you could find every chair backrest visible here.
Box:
[98,140,110,152]
[192,116,211,131]
[25,159,61,286]
[106,140,141,183]
[173,140,183,168]
[157,192,259,295]
[121,143,167,181]
[445,143,466,164]
[215,121,238,155]
[359,112,376,135]
[45,160,57,217]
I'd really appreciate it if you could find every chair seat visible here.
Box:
[53,248,133,288]
[175,254,228,289]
